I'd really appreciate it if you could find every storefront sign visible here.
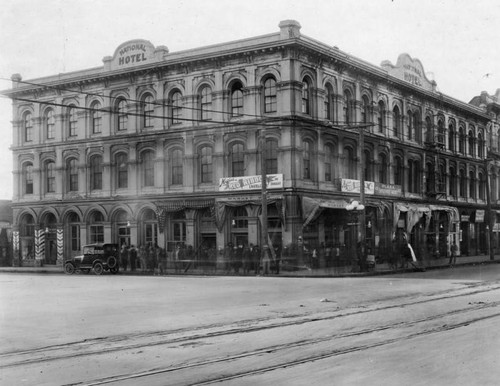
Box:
[475,210,485,223]
[340,179,374,195]
[461,215,470,222]
[375,182,402,196]
[219,174,283,192]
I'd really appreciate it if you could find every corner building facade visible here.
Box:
[3,20,500,269]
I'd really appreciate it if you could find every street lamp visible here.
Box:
[346,200,365,271]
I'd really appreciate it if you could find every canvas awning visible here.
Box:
[214,195,285,232]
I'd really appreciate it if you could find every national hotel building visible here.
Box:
[3,20,500,268]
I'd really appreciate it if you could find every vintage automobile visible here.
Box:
[64,243,119,275]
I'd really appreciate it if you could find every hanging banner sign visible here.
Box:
[475,210,485,223]
[340,179,375,195]
[219,174,283,192]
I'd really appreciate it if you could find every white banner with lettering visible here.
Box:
[219,174,283,191]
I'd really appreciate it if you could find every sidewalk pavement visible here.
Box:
[0,254,498,277]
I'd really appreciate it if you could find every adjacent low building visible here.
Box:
[2,20,499,269]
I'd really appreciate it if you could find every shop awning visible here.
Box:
[302,197,350,228]
[394,202,460,234]
[214,195,285,232]
[155,199,215,233]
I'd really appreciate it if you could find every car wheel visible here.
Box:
[107,256,117,269]
[94,262,104,275]
[64,263,75,275]
[110,267,119,274]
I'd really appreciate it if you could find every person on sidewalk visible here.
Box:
[262,245,271,275]
[449,242,459,267]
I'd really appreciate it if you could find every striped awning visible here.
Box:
[155,199,215,233]
[155,199,214,213]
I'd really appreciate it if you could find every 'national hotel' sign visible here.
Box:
[103,39,169,71]
[381,53,437,93]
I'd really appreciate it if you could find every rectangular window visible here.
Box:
[71,225,80,251]
[90,225,104,244]
[145,224,158,245]
[69,174,78,191]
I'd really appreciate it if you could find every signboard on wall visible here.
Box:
[219,174,283,192]
[340,179,375,195]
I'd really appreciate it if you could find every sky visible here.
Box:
[0,0,498,200]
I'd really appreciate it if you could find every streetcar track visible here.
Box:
[1,283,499,372]
[66,305,500,386]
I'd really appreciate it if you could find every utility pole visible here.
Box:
[358,125,366,270]
[260,129,268,254]
[485,156,495,261]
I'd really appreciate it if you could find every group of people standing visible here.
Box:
[222,243,280,275]
[119,244,166,274]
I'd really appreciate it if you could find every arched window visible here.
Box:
[343,90,352,125]
[425,116,433,142]
[230,143,245,177]
[46,161,56,193]
[449,167,456,196]
[448,122,456,152]
[479,172,486,200]
[231,81,244,117]
[89,211,104,244]
[469,171,476,199]
[90,155,103,190]
[437,119,445,146]
[264,77,277,114]
[90,101,102,134]
[379,153,388,184]
[303,140,313,179]
[67,159,78,192]
[116,153,128,189]
[478,131,485,158]
[438,163,446,193]
[45,109,55,139]
[377,101,385,133]
[407,110,413,140]
[200,146,213,183]
[170,91,182,125]
[200,86,212,120]
[392,106,401,137]
[302,77,312,115]
[116,98,128,131]
[141,150,155,187]
[324,83,334,121]
[426,162,435,195]
[459,169,467,197]
[23,112,33,142]
[141,209,158,246]
[469,171,476,198]
[23,163,33,195]
[413,111,421,143]
[68,106,77,137]
[324,144,334,182]
[468,130,475,156]
[408,159,420,193]
[142,94,154,129]
[265,139,278,175]
[171,149,183,185]
[459,126,466,154]
[68,212,81,252]
[362,96,371,124]
[344,146,356,179]
[394,156,403,186]
[364,150,372,181]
